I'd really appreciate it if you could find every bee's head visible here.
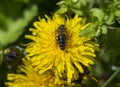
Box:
[58,25,66,32]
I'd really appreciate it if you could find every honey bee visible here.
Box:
[56,25,67,50]
[4,46,26,69]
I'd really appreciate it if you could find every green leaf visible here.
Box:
[0,5,38,47]
[72,0,81,9]
[78,0,87,6]
[70,8,83,15]
[57,0,65,5]
[105,12,115,25]
[0,13,8,30]
[115,10,120,17]
[80,24,97,38]
[56,7,68,14]
[90,8,105,22]
[56,0,82,14]
[101,25,108,34]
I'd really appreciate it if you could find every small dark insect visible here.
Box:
[72,63,90,83]
[4,46,26,69]
[56,25,67,50]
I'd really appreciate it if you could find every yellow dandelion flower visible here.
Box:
[25,14,99,83]
[5,59,64,87]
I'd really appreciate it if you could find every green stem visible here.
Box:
[0,45,6,66]
[108,27,118,30]
[0,49,4,66]
[102,68,120,87]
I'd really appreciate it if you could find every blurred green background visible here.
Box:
[0,0,120,87]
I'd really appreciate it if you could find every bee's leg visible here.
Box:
[65,32,69,50]
[55,36,58,41]
[54,36,59,49]
[55,30,59,48]
[55,29,58,41]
